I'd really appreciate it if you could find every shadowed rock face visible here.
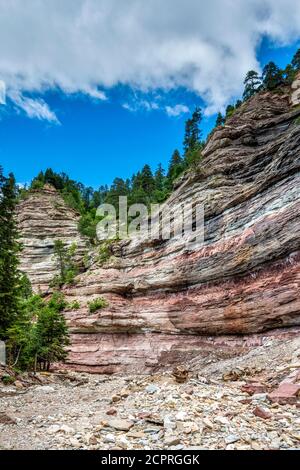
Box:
[18,78,300,373]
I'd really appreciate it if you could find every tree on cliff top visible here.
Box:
[292,48,300,71]
[183,107,202,155]
[262,62,284,90]
[167,149,183,185]
[243,70,262,100]
[215,112,225,127]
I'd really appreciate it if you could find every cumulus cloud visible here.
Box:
[0,0,300,118]
[165,104,190,117]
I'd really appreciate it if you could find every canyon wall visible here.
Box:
[17,79,300,373]
[17,184,88,293]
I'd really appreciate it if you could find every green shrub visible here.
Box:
[294,116,300,125]
[78,213,100,242]
[6,292,70,371]
[48,292,67,312]
[2,375,15,385]
[88,297,108,313]
[68,300,81,310]
[97,241,112,264]
[51,240,78,287]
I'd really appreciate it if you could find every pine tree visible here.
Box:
[0,168,21,339]
[183,107,202,155]
[225,104,235,119]
[154,164,165,192]
[262,62,284,90]
[215,112,225,127]
[291,48,300,71]
[33,300,69,371]
[51,240,78,287]
[140,164,155,195]
[243,70,262,100]
[167,149,183,182]
[105,177,130,212]
[283,64,296,85]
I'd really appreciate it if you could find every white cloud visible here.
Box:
[11,92,59,123]
[0,0,300,117]
[0,80,5,105]
[83,86,107,101]
[123,99,159,113]
[165,104,190,117]
[121,88,161,113]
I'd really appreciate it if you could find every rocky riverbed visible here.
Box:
[1,335,300,450]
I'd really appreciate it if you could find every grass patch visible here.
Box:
[88,297,109,313]
[294,116,300,125]
[1,375,15,385]
[67,300,81,310]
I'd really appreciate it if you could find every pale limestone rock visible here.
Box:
[17,185,88,293]
[290,72,300,106]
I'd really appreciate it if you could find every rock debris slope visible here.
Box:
[17,78,300,373]
[1,334,300,450]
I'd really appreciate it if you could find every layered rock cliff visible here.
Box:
[17,184,88,293]
[17,78,300,373]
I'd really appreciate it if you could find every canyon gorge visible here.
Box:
[16,77,300,374]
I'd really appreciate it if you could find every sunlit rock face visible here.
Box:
[18,78,300,373]
[17,184,88,293]
[290,71,300,106]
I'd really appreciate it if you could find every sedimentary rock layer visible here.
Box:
[17,185,88,292]
[18,78,300,372]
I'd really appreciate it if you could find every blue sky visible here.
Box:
[0,1,300,188]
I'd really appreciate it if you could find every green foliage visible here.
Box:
[97,241,113,264]
[23,106,207,241]
[6,292,69,371]
[262,61,284,91]
[243,70,262,100]
[67,300,81,310]
[48,291,67,311]
[294,116,300,126]
[18,273,32,300]
[51,240,78,287]
[225,104,235,119]
[167,149,184,185]
[0,168,21,339]
[88,297,109,313]
[23,51,300,245]
[153,164,169,202]
[283,64,297,85]
[78,212,100,242]
[33,302,69,370]
[183,107,202,156]
[183,143,203,170]
[105,177,130,212]
[291,48,300,71]
[129,165,156,208]
[2,375,15,385]
[215,112,225,127]
[30,179,44,190]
